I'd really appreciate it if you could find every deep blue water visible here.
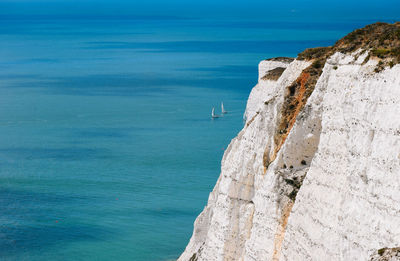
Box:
[0,17,393,260]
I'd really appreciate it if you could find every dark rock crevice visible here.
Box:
[370,247,400,260]
[262,67,286,81]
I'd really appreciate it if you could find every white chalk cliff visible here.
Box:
[179,23,400,261]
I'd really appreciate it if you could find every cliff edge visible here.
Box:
[179,22,400,261]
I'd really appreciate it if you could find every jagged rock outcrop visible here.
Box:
[179,22,400,261]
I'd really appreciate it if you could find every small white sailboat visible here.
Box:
[221,102,227,114]
[211,107,220,119]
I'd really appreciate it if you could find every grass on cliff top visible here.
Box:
[337,22,400,55]
[297,22,400,71]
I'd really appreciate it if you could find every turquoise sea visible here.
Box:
[0,17,394,260]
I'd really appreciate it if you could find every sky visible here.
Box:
[0,0,399,21]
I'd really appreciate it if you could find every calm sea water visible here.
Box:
[0,17,384,260]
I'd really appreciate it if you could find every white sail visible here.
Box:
[212,107,219,118]
[221,102,226,114]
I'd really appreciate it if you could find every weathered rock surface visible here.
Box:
[179,23,400,261]
[370,247,400,261]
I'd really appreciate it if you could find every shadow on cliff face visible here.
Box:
[269,65,324,260]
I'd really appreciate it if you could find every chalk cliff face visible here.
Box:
[179,23,400,261]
